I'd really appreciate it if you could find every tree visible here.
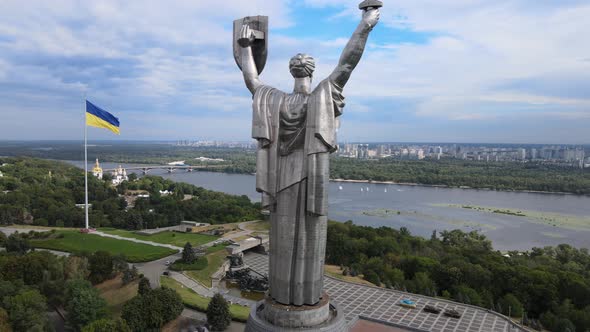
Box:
[65,279,108,331]
[207,293,231,331]
[452,284,483,307]
[498,293,523,317]
[407,272,436,296]
[0,231,6,247]
[89,251,113,284]
[122,266,138,285]
[127,173,138,182]
[82,318,131,332]
[120,296,145,331]
[122,287,183,331]
[154,287,184,323]
[182,242,195,263]
[64,255,90,280]
[363,270,381,286]
[112,254,128,272]
[3,288,49,332]
[554,318,576,332]
[0,308,12,332]
[138,277,151,296]
[5,233,30,255]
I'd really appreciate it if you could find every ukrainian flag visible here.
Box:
[86,101,120,135]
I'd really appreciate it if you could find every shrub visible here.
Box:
[207,293,231,331]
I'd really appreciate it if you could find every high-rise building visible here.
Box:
[417,149,425,160]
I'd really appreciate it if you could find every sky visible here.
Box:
[0,0,589,144]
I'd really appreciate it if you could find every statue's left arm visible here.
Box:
[329,8,380,88]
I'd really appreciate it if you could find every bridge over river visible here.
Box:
[103,164,227,174]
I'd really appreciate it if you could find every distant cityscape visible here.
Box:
[174,140,256,149]
[338,143,589,168]
[174,140,590,168]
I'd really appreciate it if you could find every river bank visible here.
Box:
[51,158,585,196]
[331,178,582,196]
[65,160,590,251]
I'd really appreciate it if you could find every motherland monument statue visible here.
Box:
[234,1,382,331]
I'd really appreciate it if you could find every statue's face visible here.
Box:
[289,53,315,78]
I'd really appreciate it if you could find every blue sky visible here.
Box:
[0,0,589,143]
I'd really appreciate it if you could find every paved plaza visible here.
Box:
[244,252,524,332]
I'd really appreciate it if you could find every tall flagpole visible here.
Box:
[84,93,89,230]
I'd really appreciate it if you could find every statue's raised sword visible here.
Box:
[359,0,383,10]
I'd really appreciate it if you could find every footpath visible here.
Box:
[93,231,183,251]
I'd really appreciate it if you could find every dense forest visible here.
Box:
[0,157,261,229]
[0,233,181,331]
[326,221,590,331]
[1,141,588,194]
[331,158,590,195]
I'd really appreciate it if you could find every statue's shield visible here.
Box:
[233,16,268,75]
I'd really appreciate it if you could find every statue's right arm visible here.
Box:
[239,25,264,95]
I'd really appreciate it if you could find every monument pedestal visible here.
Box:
[245,293,348,332]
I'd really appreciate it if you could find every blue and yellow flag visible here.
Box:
[86,101,120,134]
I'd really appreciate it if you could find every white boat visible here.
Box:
[366,187,370,192]
[339,186,343,190]
[361,188,364,192]
[384,188,388,193]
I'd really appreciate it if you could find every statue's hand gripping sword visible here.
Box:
[359,0,383,10]
[238,17,265,48]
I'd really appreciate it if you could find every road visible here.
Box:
[134,251,182,288]
[176,308,246,332]
[0,226,52,235]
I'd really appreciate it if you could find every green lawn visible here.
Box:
[170,257,208,271]
[206,243,228,253]
[244,220,269,232]
[186,250,227,287]
[160,276,250,322]
[30,231,178,262]
[100,228,218,247]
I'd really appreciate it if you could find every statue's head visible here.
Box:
[289,53,315,78]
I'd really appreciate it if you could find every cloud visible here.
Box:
[0,0,589,143]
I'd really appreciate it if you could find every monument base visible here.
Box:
[245,293,348,332]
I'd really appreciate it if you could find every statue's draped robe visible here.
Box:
[252,78,344,306]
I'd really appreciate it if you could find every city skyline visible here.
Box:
[1,1,589,143]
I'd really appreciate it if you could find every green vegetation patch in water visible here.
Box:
[360,208,496,231]
[433,204,590,231]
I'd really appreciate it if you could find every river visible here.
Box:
[68,161,590,251]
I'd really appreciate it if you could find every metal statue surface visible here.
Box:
[233,16,268,74]
[235,3,381,308]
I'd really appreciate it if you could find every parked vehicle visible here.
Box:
[423,305,442,314]
[399,299,417,309]
[162,271,170,276]
[443,309,462,318]
[165,260,170,266]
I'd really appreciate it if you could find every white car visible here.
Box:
[165,260,170,266]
